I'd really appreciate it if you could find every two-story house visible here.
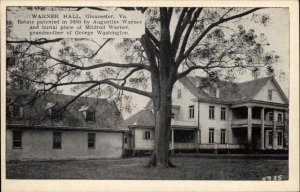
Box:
[6,89,126,161]
[123,76,289,155]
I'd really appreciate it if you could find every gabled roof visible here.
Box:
[145,76,288,108]
[6,90,124,130]
[236,76,272,101]
[178,76,242,103]
[267,76,289,104]
[178,76,209,99]
[122,109,155,127]
[179,75,288,104]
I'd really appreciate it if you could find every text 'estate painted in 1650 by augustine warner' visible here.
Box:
[12,10,145,38]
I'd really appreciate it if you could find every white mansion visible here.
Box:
[123,76,289,154]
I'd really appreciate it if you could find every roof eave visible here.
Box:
[7,124,127,132]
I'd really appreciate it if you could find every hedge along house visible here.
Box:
[6,89,126,161]
[123,76,289,155]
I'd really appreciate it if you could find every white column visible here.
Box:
[283,110,288,148]
[131,129,134,149]
[171,129,174,150]
[247,106,252,149]
[197,129,200,144]
[227,108,232,144]
[132,128,136,156]
[261,108,265,150]
[272,109,277,150]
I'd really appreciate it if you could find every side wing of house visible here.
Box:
[6,91,126,161]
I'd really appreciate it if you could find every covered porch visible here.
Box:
[231,102,288,150]
[169,127,198,151]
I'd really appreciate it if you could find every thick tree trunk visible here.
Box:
[145,8,177,168]
[146,86,176,168]
[146,57,177,168]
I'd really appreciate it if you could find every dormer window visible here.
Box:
[13,106,21,118]
[200,80,220,98]
[86,110,95,122]
[268,90,273,100]
[51,108,62,120]
[46,102,62,121]
[202,86,218,98]
[79,105,96,122]
[206,87,216,97]
[7,105,23,119]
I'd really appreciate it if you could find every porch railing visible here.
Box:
[169,142,197,149]
[168,143,246,150]
[231,119,284,127]
[231,118,262,125]
[198,144,246,149]
[171,119,197,127]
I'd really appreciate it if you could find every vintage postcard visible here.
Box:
[1,0,299,192]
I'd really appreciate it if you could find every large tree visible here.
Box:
[7,7,278,167]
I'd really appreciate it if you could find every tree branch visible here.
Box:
[121,67,143,86]
[7,38,63,45]
[178,8,203,61]
[167,8,173,26]
[61,83,100,112]
[9,70,152,98]
[176,8,261,65]
[220,8,234,20]
[106,80,152,98]
[140,7,148,13]
[171,8,196,59]
[89,38,111,59]
[48,54,150,71]
[54,80,152,98]
[176,65,205,79]
[145,28,160,48]
[172,8,188,46]
[141,35,158,69]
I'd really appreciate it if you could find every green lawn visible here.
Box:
[6,156,288,180]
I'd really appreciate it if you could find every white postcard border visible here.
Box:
[1,1,299,192]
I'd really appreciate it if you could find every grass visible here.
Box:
[6,156,288,180]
